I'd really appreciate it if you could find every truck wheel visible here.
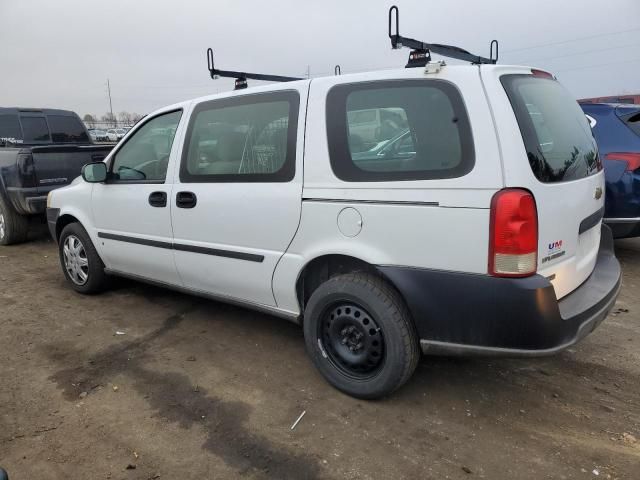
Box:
[58,223,109,294]
[0,198,29,245]
[303,272,420,399]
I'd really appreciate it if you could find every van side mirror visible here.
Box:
[82,162,107,183]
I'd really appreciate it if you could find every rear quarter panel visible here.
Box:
[273,67,503,313]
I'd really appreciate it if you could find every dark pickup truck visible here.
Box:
[0,108,113,244]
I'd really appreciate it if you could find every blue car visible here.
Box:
[581,103,640,238]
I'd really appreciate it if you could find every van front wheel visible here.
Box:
[303,272,420,399]
[58,223,109,294]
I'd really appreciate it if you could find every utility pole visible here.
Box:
[106,79,114,127]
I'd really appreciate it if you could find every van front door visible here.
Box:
[91,110,184,285]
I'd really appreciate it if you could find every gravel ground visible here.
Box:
[0,231,638,479]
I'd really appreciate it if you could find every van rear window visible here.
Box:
[501,74,601,183]
[326,80,474,182]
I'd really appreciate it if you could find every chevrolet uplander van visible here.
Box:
[46,64,621,398]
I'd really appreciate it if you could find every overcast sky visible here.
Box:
[1,0,639,118]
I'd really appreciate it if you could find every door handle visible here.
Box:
[176,191,197,209]
[148,191,167,207]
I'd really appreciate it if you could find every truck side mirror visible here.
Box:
[82,162,107,183]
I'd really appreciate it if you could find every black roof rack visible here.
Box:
[206,7,499,89]
[388,5,498,67]
[207,48,302,90]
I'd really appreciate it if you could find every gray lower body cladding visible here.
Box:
[377,224,621,356]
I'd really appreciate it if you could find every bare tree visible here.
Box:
[131,112,144,124]
[118,111,132,126]
[83,114,96,129]
[101,112,117,128]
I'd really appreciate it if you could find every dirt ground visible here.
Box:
[1,229,639,480]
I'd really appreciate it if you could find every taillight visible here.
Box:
[16,152,37,188]
[605,152,640,172]
[489,189,538,278]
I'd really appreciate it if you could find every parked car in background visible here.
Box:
[581,103,640,238]
[47,65,621,399]
[580,94,640,105]
[88,129,109,142]
[106,128,126,142]
[0,107,113,244]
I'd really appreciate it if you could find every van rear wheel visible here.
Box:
[303,272,420,399]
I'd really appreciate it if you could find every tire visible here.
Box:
[0,197,29,245]
[303,272,420,399]
[58,222,109,294]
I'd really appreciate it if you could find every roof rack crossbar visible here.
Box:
[207,48,302,89]
[388,6,498,66]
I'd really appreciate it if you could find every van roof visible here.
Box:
[149,63,537,120]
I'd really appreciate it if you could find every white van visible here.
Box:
[46,61,621,398]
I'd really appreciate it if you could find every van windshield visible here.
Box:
[501,74,601,183]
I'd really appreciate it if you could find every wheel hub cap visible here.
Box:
[0,213,5,239]
[63,235,89,286]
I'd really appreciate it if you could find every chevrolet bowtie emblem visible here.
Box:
[594,187,603,200]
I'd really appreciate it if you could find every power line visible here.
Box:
[502,26,640,54]
[516,41,640,64]
[555,56,640,74]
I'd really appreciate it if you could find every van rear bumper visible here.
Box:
[377,224,621,356]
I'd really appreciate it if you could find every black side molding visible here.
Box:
[97,232,264,263]
[98,232,172,250]
[172,243,263,262]
[579,206,605,234]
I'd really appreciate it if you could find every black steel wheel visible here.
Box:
[320,302,385,379]
[304,272,420,399]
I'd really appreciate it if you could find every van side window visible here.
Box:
[180,91,299,183]
[110,110,182,183]
[326,80,474,182]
